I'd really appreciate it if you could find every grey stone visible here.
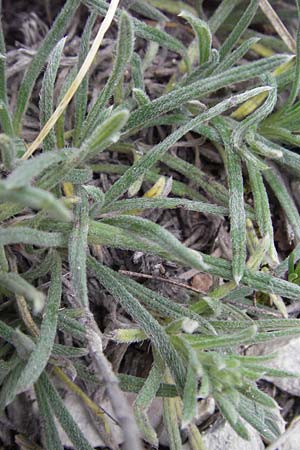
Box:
[277,419,300,450]
[56,392,123,448]
[247,336,300,396]
[183,420,264,450]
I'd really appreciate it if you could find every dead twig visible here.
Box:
[259,0,296,52]
[119,269,207,294]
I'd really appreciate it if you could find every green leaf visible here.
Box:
[73,13,97,147]
[236,394,280,442]
[125,56,285,133]
[13,0,81,132]
[0,271,45,314]
[246,160,278,263]
[15,253,62,395]
[163,388,183,450]
[5,149,70,189]
[96,197,228,218]
[232,76,277,149]
[101,215,207,271]
[40,37,66,152]
[208,0,242,33]
[85,0,189,63]
[0,133,15,170]
[214,117,246,284]
[159,153,230,208]
[0,184,72,222]
[131,52,144,90]
[80,109,129,162]
[216,37,260,73]
[284,0,300,108]
[129,0,168,22]
[184,325,257,350]
[219,0,259,60]
[112,269,213,330]
[133,361,162,446]
[38,372,94,450]
[87,257,186,393]
[69,188,89,307]
[118,373,178,397]
[182,360,198,428]
[35,378,64,450]
[0,17,13,136]
[179,11,212,64]
[0,244,8,272]
[105,86,272,204]
[263,163,300,242]
[237,383,277,409]
[0,362,25,411]
[0,227,65,247]
[82,11,134,139]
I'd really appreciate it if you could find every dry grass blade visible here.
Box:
[23,0,121,159]
[259,0,296,52]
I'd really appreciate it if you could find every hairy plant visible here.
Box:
[1,1,300,449]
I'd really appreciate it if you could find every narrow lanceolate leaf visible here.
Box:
[0,184,72,222]
[246,161,278,263]
[216,391,251,440]
[101,215,207,271]
[96,197,228,217]
[0,362,25,411]
[112,269,214,331]
[15,253,62,395]
[160,154,230,207]
[39,373,94,450]
[163,375,182,450]
[105,86,272,204]
[263,163,300,242]
[4,149,71,189]
[0,271,45,314]
[133,88,150,106]
[219,0,259,60]
[216,37,260,73]
[184,325,257,350]
[35,379,64,450]
[179,11,212,64]
[73,12,97,147]
[0,227,65,247]
[80,109,129,162]
[182,360,198,428]
[87,257,186,393]
[214,117,246,284]
[125,56,285,133]
[232,76,277,149]
[40,38,66,152]
[69,189,89,307]
[236,394,280,442]
[208,0,242,33]
[131,52,144,90]
[284,0,300,108]
[13,0,81,131]
[85,0,187,59]
[0,133,15,170]
[246,132,284,160]
[82,11,134,139]
[129,0,168,22]
[0,245,8,272]
[133,363,162,446]
[86,220,300,300]
[0,17,13,136]
[237,383,277,409]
